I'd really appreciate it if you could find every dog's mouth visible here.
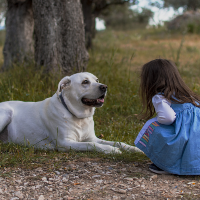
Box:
[81,94,105,107]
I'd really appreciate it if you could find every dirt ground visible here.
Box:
[0,158,200,200]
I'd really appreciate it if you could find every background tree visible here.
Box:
[162,0,200,11]
[2,0,34,70]
[81,0,95,50]
[32,0,88,74]
[81,0,137,49]
[2,0,89,75]
[155,0,200,32]
[99,3,153,30]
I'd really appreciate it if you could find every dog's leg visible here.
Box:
[57,139,122,154]
[0,107,13,132]
[94,137,143,153]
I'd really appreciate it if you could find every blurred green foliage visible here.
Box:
[99,3,153,30]
[162,0,200,11]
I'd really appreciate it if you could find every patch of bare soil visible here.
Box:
[0,158,200,200]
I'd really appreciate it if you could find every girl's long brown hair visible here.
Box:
[140,59,200,120]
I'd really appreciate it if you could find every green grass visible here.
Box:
[1,27,200,168]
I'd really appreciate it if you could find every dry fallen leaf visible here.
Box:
[74,182,80,185]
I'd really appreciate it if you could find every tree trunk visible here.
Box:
[32,0,89,75]
[81,0,96,49]
[3,0,34,70]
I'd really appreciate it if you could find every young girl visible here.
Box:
[134,59,200,175]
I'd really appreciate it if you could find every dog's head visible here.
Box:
[56,72,107,118]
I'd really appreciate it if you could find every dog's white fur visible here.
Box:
[0,72,141,154]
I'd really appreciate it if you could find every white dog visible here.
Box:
[0,72,141,154]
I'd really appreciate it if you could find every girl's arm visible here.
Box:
[152,94,176,125]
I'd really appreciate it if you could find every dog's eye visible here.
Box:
[96,79,99,83]
[82,80,89,84]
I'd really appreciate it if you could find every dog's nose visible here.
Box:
[99,84,108,92]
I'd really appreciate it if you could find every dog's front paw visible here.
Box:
[103,146,122,154]
[111,147,122,154]
[128,146,143,153]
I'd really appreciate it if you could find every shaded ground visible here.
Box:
[0,157,200,200]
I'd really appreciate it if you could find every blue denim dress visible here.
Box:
[135,102,200,175]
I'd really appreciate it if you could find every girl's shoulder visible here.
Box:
[152,94,200,113]
[171,102,198,112]
[152,94,165,101]
[152,94,171,106]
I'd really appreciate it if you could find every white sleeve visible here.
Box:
[152,95,176,125]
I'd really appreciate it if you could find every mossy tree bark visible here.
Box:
[3,0,34,70]
[32,0,89,75]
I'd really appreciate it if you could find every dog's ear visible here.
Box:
[57,76,71,93]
